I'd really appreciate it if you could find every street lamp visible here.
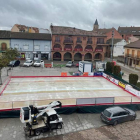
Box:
[111,30,114,62]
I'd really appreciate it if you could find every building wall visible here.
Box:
[124,47,140,69]
[11,25,19,32]
[51,35,107,61]
[11,39,51,60]
[106,29,122,40]
[113,39,127,57]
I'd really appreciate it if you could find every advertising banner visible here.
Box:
[88,73,94,76]
[94,72,103,76]
[125,85,140,96]
[110,77,119,85]
[118,81,126,89]
[103,73,107,78]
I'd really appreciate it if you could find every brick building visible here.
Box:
[118,26,140,42]
[124,40,140,69]
[50,24,108,61]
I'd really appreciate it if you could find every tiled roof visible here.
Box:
[15,24,39,33]
[95,28,114,34]
[106,38,123,45]
[51,26,106,37]
[124,39,140,48]
[118,27,140,35]
[11,32,51,40]
[0,31,11,39]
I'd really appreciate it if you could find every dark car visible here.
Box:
[100,106,136,126]
[8,60,20,67]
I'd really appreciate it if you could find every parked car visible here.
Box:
[73,71,82,76]
[23,60,33,67]
[8,60,20,67]
[100,106,136,126]
[66,61,74,67]
[75,63,79,67]
[34,60,44,67]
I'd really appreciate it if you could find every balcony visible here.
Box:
[87,41,92,44]
[63,40,73,44]
[76,40,82,44]
[96,41,104,44]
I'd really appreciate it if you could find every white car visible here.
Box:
[66,61,73,67]
[23,60,33,67]
[34,60,44,67]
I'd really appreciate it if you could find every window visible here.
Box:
[103,110,111,117]
[136,61,139,65]
[97,38,104,43]
[55,36,60,42]
[14,44,19,50]
[34,45,40,50]
[88,37,92,41]
[134,60,135,64]
[23,45,29,50]
[65,36,72,41]
[77,37,81,41]
[34,54,38,58]
[44,45,50,51]
[49,115,58,121]
[26,53,30,58]
[113,113,119,117]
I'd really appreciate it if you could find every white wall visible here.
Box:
[113,39,127,57]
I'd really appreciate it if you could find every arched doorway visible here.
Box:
[85,45,93,52]
[94,53,102,60]
[74,53,82,61]
[64,52,72,61]
[53,52,61,61]
[74,45,83,51]
[84,53,92,61]
[53,44,62,51]
[1,43,7,51]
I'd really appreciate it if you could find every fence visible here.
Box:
[0,96,139,111]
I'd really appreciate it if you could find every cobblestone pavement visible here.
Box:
[0,112,140,140]
[40,119,140,140]
[0,113,104,140]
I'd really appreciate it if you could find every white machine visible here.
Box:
[20,101,63,136]
[78,61,93,73]
[96,61,106,72]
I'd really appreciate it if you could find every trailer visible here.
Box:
[20,101,63,137]
[96,61,106,72]
[78,61,93,73]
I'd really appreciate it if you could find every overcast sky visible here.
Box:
[0,0,139,31]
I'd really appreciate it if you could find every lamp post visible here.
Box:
[111,30,114,62]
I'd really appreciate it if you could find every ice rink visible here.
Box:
[0,77,140,109]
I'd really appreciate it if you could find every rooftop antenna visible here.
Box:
[104,22,105,28]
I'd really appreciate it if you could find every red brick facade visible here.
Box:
[51,34,108,61]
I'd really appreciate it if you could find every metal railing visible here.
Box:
[0,96,139,110]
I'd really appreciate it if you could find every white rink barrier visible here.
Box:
[76,97,114,105]
[103,72,140,97]
[125,85,140,96]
